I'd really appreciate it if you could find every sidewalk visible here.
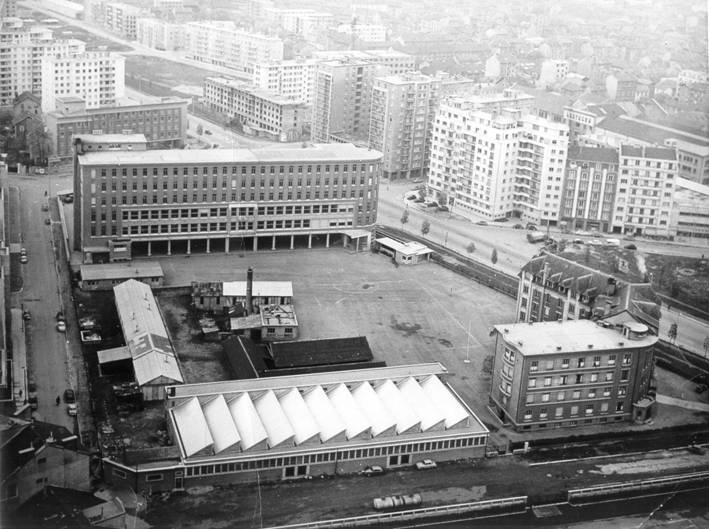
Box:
[10,308,28,411]
[656,393,709,412]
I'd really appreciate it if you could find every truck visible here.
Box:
[372,493,422,510]
[526,231,547,243]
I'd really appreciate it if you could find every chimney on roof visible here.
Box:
[246,267,254,315]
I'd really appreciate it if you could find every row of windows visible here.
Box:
[94,174,371,189]
[528,354,632,371]
[120,204,348,221]
[525,385,627,403]
[523,401,625,421]
[181,436,486,477]
[528,370,630,388]
[90,189,371,204]
[94,163,375,178]
[116,219,314,235]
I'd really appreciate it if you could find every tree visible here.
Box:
[421,220,430,238]
[668,322,678,344]
[466,242,476,254]
[196,124,203,135]
[26,121,51,166]
[491,248,498,266]
[400,209,409,231]
[670,280,681,299]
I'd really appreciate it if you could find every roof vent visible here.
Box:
[556,346,562,351]
[587,344,594,349]
[618,341,624,346]
[518,341,524,346]
[503,328,509,333]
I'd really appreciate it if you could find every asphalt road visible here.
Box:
[659,306,709,360]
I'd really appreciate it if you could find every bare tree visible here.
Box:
[400,209,409,231]
[491,248,498,266]
[421,220,430,238]
[668,322,678,344]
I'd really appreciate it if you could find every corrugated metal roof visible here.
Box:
[375,380,421,434]
[222,281,293,298]
[228,394,268,451]
[172,398,213,457]
[278,388,320,445]
[350,382,397,437]
[302,386,346,442]
[398,377,445,431]
[254,390,294,448]
[202,395,241,453]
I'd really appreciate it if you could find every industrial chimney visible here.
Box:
[246,267,254,315]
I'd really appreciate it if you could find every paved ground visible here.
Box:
[659,306,709,359]
[152,248,516,423]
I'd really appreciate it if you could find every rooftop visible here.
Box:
[567,145,619,164]
[268,336,373,369]
[75,133,147,144]
[494,319,657,356]
[80,262,164,282]
[597,115,709,148]
[206,77,307,106]
[78,143,382,166]
[259,304,298,327]
[620,145,678,160]
[376,237,433,257]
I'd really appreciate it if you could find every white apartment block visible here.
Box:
[0,18,86,107]
[515,114,569,225]
[103,2,143,40]
[312,49,415,76]
[252,59,318,105]
[368,72,476,181]
[613,145,677,237]
[136,18,183,51]
[428,102,519,219]
[537,59,569,88]
[183,21,283,75]
[204,77,309,142]
[336,24,387,43]
[263,8,334,40]
[41,51,125,112]
[311,59,385,144]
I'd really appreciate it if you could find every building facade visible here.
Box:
[40,51,125,112]
[489,320,657,431]
[612,145,677,237]
[102,363,489,492]
[135,18,184,51]
[183,21,284,74]
[251,59,318,105]
[45,96,188,158]
[74,142,381,263]
[560,146,619,232]
[103,2,143,40]
[203,77,309,142]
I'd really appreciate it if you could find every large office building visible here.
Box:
[251,59,318,105]
[135,18,184,51]
[515,250,660,327]
[40,51,125,112]
[203,77,309,142]
[73,141,382,263]
[489,320,657,431]
[183,21,283,75]
[560,146,619,233]
[45,96,188,158]
[103,363,489,492]
[0,18,86,107]
[612,145,677,237]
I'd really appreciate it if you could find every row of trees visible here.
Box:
[400,208,499,266]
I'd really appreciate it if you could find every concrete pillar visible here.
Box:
[147,241,152,257]
[290,235,294,250]
[167,240,171,256]
[343,236,347,248]
[308,234,312,249]
[187,239,191,254]
[253,237,258,252]
[326,233,330,248]
[225,237,230,254]
[355,238,360,252]
[206,238,210,253]
[271,235,276,250]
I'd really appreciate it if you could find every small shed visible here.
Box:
[375,237,433,265]
[80,262,164,291]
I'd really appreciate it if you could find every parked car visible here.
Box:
[361,465,384,476]
[20,247,26,255]
[624,243,637,250]
[56,320,66,332]
[513,224,523,229]
[64,389,75,403]
[475,220,488,226]
[67,403,77,416]
[425,201,438,208]
[204,129,213,135]
[688,444,706,455]
[406,195,416,200]
[80,330,102,344]
[414,198,425,203]
[20,254,28,263]
[526,223,537,230]
[437,205,449,212]
[493,217,509,222]
[56,311,65,322]
[34,167,46,175]
[62,193,73,203]
[22,310,31,321]
[78,316,98,330]
[373,494,421,510]
[41,203,49,211]
[415,459,437,470]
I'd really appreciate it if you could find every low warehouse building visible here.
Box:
[375,237,433,265]
[79,262,164,291]
[102,363,488,492]
[192,280,293,312]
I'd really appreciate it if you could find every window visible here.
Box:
[504,347,515,362]
[555,407,563,418]
[146,473,163,482]
[526,394,534,404]
[585,404,594,415]
[524,410,532,421]
[542,393,550,402]
[528,378,536,388]
[544,377,552,387]
[588,389,596,398]
[572,390,581,399]
[113,469,127,479]
[620,369,629,382]
[607,355,616,366]
[600,402,609,413]
[618,386,627,396]
[577,358,585,368]
[539,408,548,420]
[605,372,614,382]
[561,358,569,369]
[530,361,538,372]
[557,391,565,401]
[570,405,579,416]
[603,387,611,397]
[590,373,598,382]
[593,356,601,367]
[616,402,624,412]
[622,353,632,365]
[546,360,554,370]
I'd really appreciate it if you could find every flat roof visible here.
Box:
[376,237,433,256]
[620,145,677,160]
[598,116,709,148]
[268,336,373,368]
[81,262,164,282]
[494,320,657,356]
[223,281,292,298]
[76,133,147,144]
[259,305,297,327]
[166,363,487,460]
[78,143,382,166]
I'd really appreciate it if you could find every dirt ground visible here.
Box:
[645,253,709,314]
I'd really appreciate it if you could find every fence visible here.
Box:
[266,496,528,529]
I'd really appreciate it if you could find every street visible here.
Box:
[659,306,709,360]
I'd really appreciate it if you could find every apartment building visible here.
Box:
[336,24,387,43]
[311,59,384,143]
[612,145,677,237]
[537,59,569,88]
[251,59,318,105]
[45,96,188,158]
[135,18,184,51]
[183,21,283,75]
[515,250,660,328]
[73,141,381,263]
[0,18,86,107]
[103,2,143,40]
[264,7,335,40]
[1,0,17,17]
[203,77,309,142]
[560,146,619,232]
[41,51,125,112]
[672,178,709,240]
[489,319,657,431]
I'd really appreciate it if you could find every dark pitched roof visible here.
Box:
[567,145,619,164]
[516,86,572,116]
[222,336,267,379]
[598,116,709,147]
[13,91,40,106]
[620,145,677,160]
[268,336,373,369]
